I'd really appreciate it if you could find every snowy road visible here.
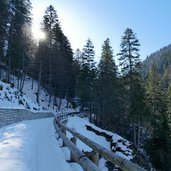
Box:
[0,118,75,171]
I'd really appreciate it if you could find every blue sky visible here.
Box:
[31,0,171,62]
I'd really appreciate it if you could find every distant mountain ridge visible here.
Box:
[142,44,171,80]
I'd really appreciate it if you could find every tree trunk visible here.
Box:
[17,73,20,89]
[7,54,11,82]
[133,122,137,147]
[31,77,34,90]
[58,98,62,111]
[137,113,141,149]
[37,63,42,104]
[48,60,52,106]
[20,72,26,92]
[48,21,52,107]
[89,101,92,123]
[48,93,52,107]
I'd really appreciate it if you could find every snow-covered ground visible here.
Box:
[66,116,133,170]
[22,77,75,114]
[0,115,134,171]
[67,116,133,160]
[0,76,75,114]
[0,80,40,111]
[0,118,82,171]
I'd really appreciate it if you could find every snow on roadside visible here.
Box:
[22,77,75,114]
[0,76,75,114]
[66,116,133,166]
[0,80,40,111]
[0,118,73,171]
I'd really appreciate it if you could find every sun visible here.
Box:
[38,31,46,40]
[32,26,46,40]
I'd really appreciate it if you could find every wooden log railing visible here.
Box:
[54,113,147,171]
[54,113,100,171]
[55,112,79,122]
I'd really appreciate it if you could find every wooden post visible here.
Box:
[62,128,66,147]
[55,132,60,140]
[91,151,99,166]
[71,136,77,144]
[70,136,77,161]
[62,127,66,135]
[59,127,66,135]
[83,150,99,166]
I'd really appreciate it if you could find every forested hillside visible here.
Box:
[142,44,171,88]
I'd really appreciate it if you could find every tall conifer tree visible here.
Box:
[145,65,171,170]
[77,39,96,122]
[6,0,31,80]
[118,28,145,146]
[37,5,74,108]
[0,0,8,62]
[95,38,118,128]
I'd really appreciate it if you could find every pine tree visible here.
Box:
[0,0,8,63]
[52,22,73,102]
[82,39,95,70]
[95,38,118,129]
[145,65,165,123]
[36,5,74,108]
[41,5,59,105]
[145,65,171,170]
[130,70,146,147]
[118,28,144,146]
[118,28,141,101]
[6,0,32,82]
[145,111,171,170]
[118,28,141,76]
[18,26,34,92]
[60,35,74,102]
[77,39,96,122]
[167,85,171,123]
[162,64,171,89]
[36,39,46,104]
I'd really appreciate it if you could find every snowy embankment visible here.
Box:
[0,76,75,114]
[67,116,133,161]
[0,80,40,111]
[66,116,134,170]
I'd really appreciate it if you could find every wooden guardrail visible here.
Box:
[56,112,77,122]
[54,112,100,171]
[54,112,147,171]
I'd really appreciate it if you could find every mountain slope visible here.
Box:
[142,44,171,78]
